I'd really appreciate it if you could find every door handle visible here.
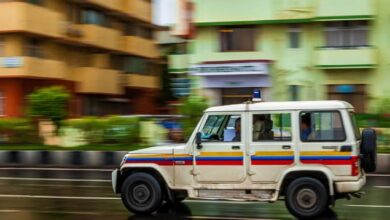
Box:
[232,146,240,150]
[282,145,291,150]
[322,146,338,150]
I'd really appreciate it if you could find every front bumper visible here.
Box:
[112,169,119,194]
[335,175,366,193]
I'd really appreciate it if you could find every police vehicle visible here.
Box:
[112,91,376,218]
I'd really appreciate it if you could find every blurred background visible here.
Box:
[0,0,388,151]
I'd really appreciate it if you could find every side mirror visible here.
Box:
[196,132,202,150]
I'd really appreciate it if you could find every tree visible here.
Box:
[179,95,208,138]
[27,86,71,128]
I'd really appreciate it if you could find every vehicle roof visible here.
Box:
[205,101,354,112]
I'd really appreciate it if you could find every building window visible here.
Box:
[289,85,299,101]
[325,21,368,48]
[81,9,110,27]
[28,0,44,5]
[220,26,255,52]
[125,56,149,74]
[126,24,153,40]
[0,91,5,116]
[288,25,300,48]
[25,39,44,58]
[0,37,4,56]
[300,111,346,142]
[253,113,292,141]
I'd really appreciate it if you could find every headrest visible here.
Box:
[264,119,273,131]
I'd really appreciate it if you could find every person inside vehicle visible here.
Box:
[300,113,312,141]
[253,115,265,141]
[232,117,241,142]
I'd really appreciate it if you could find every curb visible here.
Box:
[0,151,128,168]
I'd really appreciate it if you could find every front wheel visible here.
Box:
[121,173,163,214]
[285,177,329,219]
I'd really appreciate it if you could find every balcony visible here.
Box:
[0,2,64,37]
[74,25,121,51]
[169,54,188,73]
[84,0,121,11]
[315,47,378,69]
[73,67,122,94]
[124,36,159,58]
[125,74,159,89]
[0,57,67,79]
[317,0,374,20]
[123,0,152,23]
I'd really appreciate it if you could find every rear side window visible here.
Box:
[252,113,292,142]
[300,111,346,142]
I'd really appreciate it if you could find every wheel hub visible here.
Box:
[132,184,151,204]
[296,188,317,209]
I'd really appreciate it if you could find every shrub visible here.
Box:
[27,86,70,129]
[64,116,140,145]
[179,95,208,138]
[0,118,42,144]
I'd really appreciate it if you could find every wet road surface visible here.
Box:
[0,168,389,220]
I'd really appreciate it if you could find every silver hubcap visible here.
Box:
[296,188,317,209]
[132,184,151,204]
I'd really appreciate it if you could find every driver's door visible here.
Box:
[193,112,246,183]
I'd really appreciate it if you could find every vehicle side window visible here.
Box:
[252,113,292,142]
[300,111,346,142]
[201,114,241,142]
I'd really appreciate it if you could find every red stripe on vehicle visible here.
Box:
[301,160,354,165]
[196,160,243,165]
[251,160,294,165]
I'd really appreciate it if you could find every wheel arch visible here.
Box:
[276,167,334,198]
[117,165,172,195]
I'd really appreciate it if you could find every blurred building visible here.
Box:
[0,0,161,117]
[170,0,390,113]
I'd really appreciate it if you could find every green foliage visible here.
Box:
[179,95,208,138]
[376,98,390,114]
[27,86,71,124]
[64,116,140,145]
[0,118,42,144]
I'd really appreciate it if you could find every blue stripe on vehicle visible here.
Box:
[300,156,352,160]
[251,156,295,160]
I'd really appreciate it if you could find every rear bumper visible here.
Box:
[335,175,366,193]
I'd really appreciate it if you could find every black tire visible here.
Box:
[360,128,377,172]
[285,177,329,219]
[121,173,163,214]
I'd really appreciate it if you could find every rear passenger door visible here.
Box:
[249,111,295,183]
[298,111,354,176]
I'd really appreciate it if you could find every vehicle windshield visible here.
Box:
[349,112,361,140]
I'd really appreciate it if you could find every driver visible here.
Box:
[232,118,241,142]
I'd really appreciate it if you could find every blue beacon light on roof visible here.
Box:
[252,89,262,102]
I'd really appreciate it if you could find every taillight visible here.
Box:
[351,156,360,176]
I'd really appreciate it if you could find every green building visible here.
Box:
[168,0,390,113]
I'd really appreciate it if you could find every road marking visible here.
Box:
[367,174,390,177]
[19,183,111,188]
[0,177,111,182]
[0,209,102,215]
[188,216,275,220]
[0,194,120,200]
[346,205,390,208]
[374,186,390,189]
[0,167,112,172]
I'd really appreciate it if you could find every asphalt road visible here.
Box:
[0,168,389,220]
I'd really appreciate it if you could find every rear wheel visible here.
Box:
[121,173,163,214]
[285,177,329,219]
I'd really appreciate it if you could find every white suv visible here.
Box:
[112,100,376,218]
